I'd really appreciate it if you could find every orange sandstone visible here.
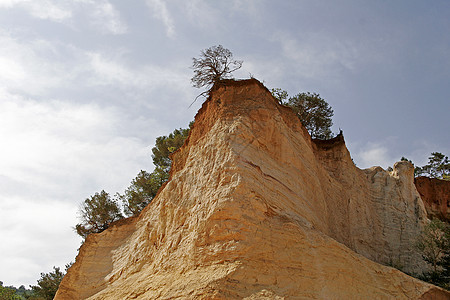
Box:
[56,79,448,299]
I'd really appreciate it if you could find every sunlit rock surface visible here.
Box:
[56,79,448,299]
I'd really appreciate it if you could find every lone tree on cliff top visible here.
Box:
[191,45,243,90]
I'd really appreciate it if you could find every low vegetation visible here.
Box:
[1,264,70,300]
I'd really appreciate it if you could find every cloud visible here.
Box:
[145,0,175,37]
[0,93,152,200]
[0,32,80,95]
[80,0,128,35]
[350,137,448,171]
[274,32,360,80]
[86,51,190,94]
[0,30,190,101]
[0,0,127,34]
[354,143,393,169]
[0,196,80,287]
[0,92,160,285]
[0,0,72,22]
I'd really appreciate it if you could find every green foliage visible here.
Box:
[30,266,65,300]
[152,127,190,173]
[417,219,450,272]
[74,124,191,237]
[285,92,334,139]
[0,282,38,300]
[270,88,335,139]
[118,170,168,217]
[0,282,21,300]
[416,152,450,180]
[120,125,190,217]
[191,45,243,89]
[270,88,288,104]
[416,219,450,289]
[75,190,123,238]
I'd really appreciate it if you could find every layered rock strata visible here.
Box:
[56,79,447,299]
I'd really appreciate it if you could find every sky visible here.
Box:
[0,0,449,287]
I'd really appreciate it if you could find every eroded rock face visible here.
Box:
[56,79,446,299]
[415,176,450,222]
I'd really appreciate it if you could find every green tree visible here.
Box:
[75,190,123,238]
[152,127,190,173]
[417,219,450,273]
[191,45,243,90]
[15,285,34,299]
[270,88,288,104]
[0,282,21,300]
[119,170,168,217]
[30,266,66,300]
[285,92,334,139]
[120,125,191,217]
[417,152,450,180]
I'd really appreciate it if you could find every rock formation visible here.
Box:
[415,176,450,222]
[56,79,448,299]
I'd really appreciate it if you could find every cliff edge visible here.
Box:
[56,79,447,299]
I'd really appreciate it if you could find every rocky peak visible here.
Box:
[56,79,448,299]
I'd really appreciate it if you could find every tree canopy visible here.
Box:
[152,127,190,173]
[271,89,335,139]
[75,190,122,239]
[416,219,450,289]
[75,125,191,236]
[191,45,242,89]
[30,266,69,300]
[121,126,190,217]
[270,88,288,104]
[0,282,21,300]
[119,170,168,217]
[416,152,450,180]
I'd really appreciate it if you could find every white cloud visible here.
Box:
[0,31,190,100]
[0,93,160,285]
[183,0,217,30]
[355,143,392,169]
[274,32,359,80]
[350,137,448,171]
[145,0,175,37]
[0,196,80,287]
[0,93,151,199]
[86,52,189,93]
[80,0,128,35]
[0,31,86,95]
[0,0,72,22]
[0,0,127,34]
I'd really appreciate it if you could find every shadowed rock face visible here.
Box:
[56,79,447,299]
[415,176,450,222]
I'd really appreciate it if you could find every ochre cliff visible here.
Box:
[56,79,447,299]
[415,176,450,222]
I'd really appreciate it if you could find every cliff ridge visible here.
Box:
[56,79,447,299]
